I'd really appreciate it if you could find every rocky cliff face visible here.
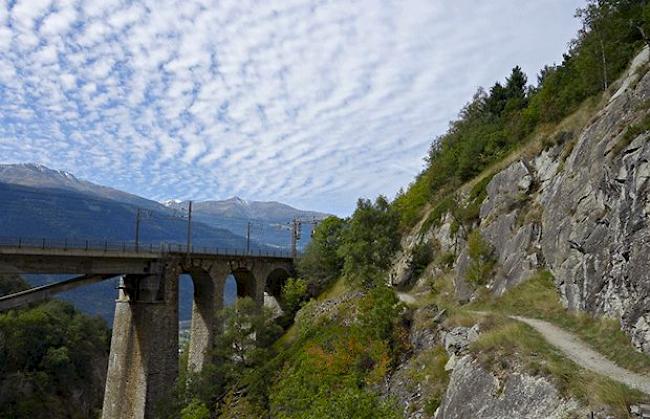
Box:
[478,46,650,353]
[395,47,650,353]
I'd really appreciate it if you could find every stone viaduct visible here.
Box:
[0,242,294,419]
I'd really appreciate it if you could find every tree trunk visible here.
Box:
[600,38,608,91]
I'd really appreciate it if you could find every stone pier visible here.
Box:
[101,263,180,419]
[187,265,227,372]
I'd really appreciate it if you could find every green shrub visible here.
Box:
[0,275,109,419]
[411,240,435,280]
[180,399,210,419]
[466,230,496,286]
[611,112,650,156]
[297,216,346,294]
[281,278,309,315]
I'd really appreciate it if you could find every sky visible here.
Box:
[0,0,585,216]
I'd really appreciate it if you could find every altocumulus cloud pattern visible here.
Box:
[0,0,582,214]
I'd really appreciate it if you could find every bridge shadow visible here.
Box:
[231,268,258,301]
[265,267,291,307]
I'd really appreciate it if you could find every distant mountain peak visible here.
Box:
[161,199,183,207]
[12,163,78,179]
[225,196,249,205]
[0,163,329,223]
[0,163,165,212]
[0,163,82,185]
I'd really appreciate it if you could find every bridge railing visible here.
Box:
[0,236,293,258]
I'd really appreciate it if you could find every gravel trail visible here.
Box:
[510,315,650,395]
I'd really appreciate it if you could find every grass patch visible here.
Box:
[403,346,449,415]
[471,271,650,375]
[428,273,455,305]
[275,278,350,349]
[442,308,482,329]
[316,277,349,302]
[420,195,455,234]
[611,112,650,157]
[470,314,647,416]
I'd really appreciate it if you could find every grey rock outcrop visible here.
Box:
[384,304,446,419]
[435,356,582,419]
[263,293,284,319]
[390,212,457,289]
[442,325,479,355]
[537,53,650,351]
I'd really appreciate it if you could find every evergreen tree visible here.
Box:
[484,82,508,116]
[505,65,528,99]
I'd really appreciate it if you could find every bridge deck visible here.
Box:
[0,237,293,275]
[0,236,292,258]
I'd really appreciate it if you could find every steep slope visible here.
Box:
[395,46,650,352]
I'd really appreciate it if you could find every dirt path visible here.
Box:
[398,296,650,394]
[510,315,650,395]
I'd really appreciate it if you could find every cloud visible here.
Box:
[0,0,583,215]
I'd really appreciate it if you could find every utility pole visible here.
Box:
[310,218,320,238]
[290,219,300,259]
[246,221,251,254]
[186,201,193,258]
[135,208,141,252]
